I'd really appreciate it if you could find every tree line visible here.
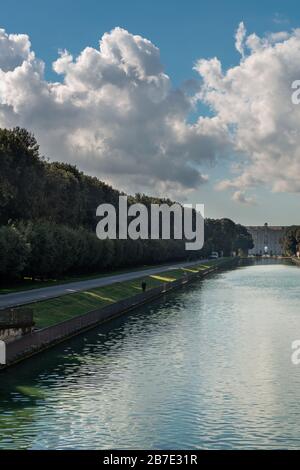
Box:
[282,226,300,256]
[0,127,253,281]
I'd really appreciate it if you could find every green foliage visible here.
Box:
[0,127,253,281]
[282,226,300,256]
[0,226,29,279]
[27,259,223,328]
[233,224,254,254]
[203,218,253,257]
[0,127,44,224]
[21,222,79,278]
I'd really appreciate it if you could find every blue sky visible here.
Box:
[1,0,296,83]
[1,0,300,225]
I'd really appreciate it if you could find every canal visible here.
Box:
[1,260,300,449]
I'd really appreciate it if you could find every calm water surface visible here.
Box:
[1,260,300,449]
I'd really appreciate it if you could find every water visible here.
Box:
[1,260,300,449]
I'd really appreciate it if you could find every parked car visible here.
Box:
[209,252,219,259]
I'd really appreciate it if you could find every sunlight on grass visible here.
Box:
[82,291,114,302]
[20,259,224,329]
[150,275,176,282]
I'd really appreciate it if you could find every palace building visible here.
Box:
[246,223,286,256]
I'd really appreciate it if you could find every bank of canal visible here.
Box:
[1,259,300,449]
[1,258,236,367]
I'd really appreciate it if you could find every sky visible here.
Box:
[1,0,300,225]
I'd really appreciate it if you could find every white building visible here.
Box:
[246,223,286,256]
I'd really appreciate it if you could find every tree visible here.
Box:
[282,226,300,256]
[0,226,29,279]
[0,127,253,281]
[0,127,44,224]
[233,224,254,255]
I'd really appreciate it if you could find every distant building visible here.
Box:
[246,223,286,256]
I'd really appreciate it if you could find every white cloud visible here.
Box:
[232,190,256,205]
[195,25,300,195]
[0,28,34,71]
[235,22,246,58]
[0,26,227,199]
[2,23,300,202]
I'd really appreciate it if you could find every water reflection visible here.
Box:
[1,260,300,449]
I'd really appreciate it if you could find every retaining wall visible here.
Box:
[3,258,238,368]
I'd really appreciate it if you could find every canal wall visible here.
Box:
[2,258,238,368]
[0,308,34,342]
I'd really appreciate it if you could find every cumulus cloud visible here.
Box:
[232,190,256,205]
[0,26,228,198]
[195,25,300,195]
[2,23,300,202]
[0,28,34,71]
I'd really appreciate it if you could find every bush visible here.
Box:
[0,226,29,279]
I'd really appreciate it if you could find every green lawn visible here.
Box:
[19,258,228,329]
[0,259,209,295]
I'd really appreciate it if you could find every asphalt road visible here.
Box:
[0,259,209,310]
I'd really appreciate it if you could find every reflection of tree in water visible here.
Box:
[0,290,186,449]
[0,379,45,449]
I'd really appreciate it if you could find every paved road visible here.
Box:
[0,259,209,310]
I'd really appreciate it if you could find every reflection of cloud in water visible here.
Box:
[1,263,300,449]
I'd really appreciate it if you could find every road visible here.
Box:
[0,259,209,310]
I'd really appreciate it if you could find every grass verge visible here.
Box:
[18,258,228,329]
[0,259,208,295]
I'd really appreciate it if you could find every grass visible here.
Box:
[19,258,228,329]
[0,259,209,295]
